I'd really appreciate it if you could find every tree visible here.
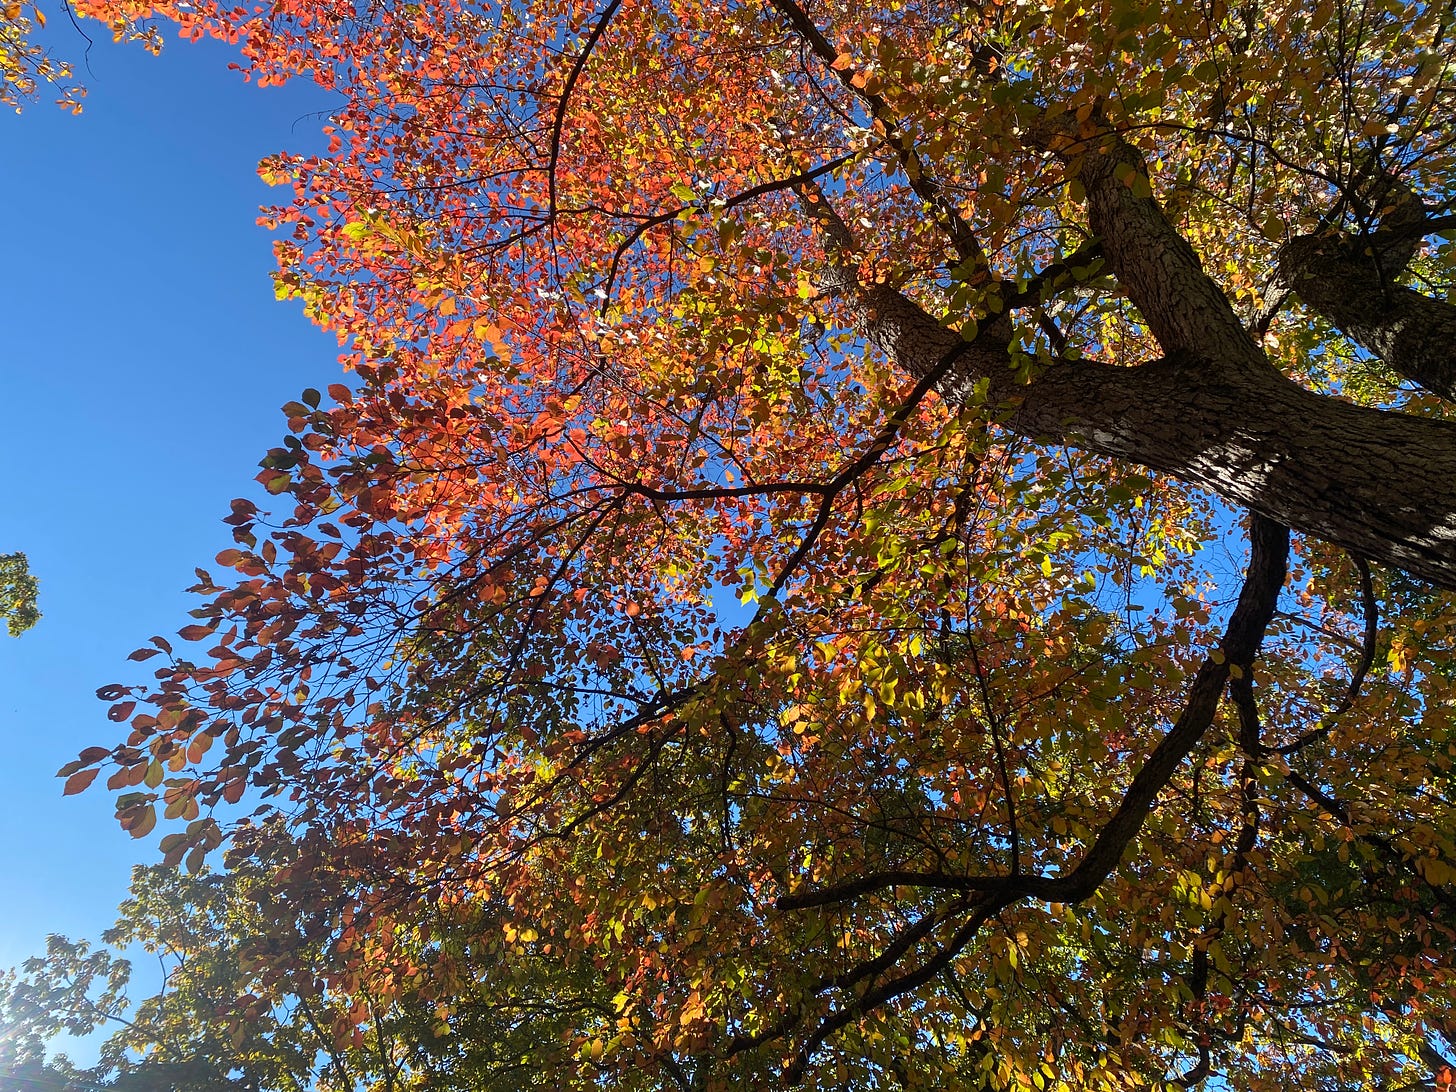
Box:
[1,553,40,637]
[1,826,629,1091]
[46,0,1456,1087]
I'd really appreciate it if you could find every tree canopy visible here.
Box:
[26,0,1456,1087]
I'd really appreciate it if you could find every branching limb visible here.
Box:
[1277,225,1456,400]
[768,0,990,272]
[545,0,624,218]
[1277,556,1377,757]
[764,517,1289,1081]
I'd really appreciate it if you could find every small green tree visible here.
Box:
[0,553,39,637]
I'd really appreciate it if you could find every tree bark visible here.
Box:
[867,282,1456,589]
[1009,354,1456,589]
[1277,230,1456,401]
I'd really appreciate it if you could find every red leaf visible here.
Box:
[63,768,100,795]
[223,499,257,526]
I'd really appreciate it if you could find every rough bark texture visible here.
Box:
[867,289,1456,588]
[1011,357,1456,588]
[1278,231,1456,401]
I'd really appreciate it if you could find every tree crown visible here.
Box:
[32,0,1456,1086]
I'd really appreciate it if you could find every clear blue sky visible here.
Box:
[0,11,336,970]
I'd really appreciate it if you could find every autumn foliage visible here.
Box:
[31,0,1456,1086]
[0,2,83,111]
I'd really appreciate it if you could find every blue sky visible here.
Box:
[0,12,336,971]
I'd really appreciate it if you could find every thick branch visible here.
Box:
[1031,111,1266,367]
[776,868,1009,912]
[813,216,1456,586]
[1277,228,1456,401]
[1031,515,1288,902]
[778,513,1281,918]
[1009,353,1456,589]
